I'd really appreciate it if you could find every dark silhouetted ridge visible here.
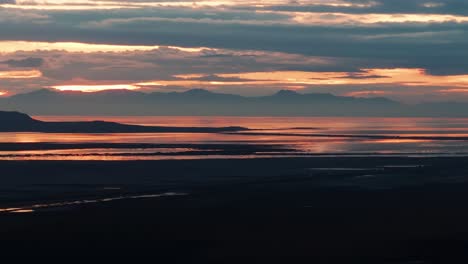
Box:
[0,111,247,133]
[0,111,36,123]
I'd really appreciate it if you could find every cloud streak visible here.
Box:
[0,0,467,102]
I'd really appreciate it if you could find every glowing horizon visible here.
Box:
[0,41,211,54]
[0,70,42,79]
[52,84,140,92]
[45,68,468,96]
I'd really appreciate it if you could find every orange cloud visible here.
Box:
[136,79,279,88]
[48,68,468,94]
[0,70,42,79]
[288,12,468,25]
[0,41,158,53]
[219,68,468,88]
[438,88,468,93]
[0,41,210,54]
[345,90,390,97]
[52,84,140,92]
[4,0,372,10]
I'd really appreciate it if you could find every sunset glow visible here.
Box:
[43,67,468,95]
[52,84,140,92]
[0,41,211,54]
[0,41,160,53]
[2,0,373,10]
[345,91,390,98]
[219,69,468,88]
[0,70,42,79]
[46,68,468,94]
[0,0,467,101]
[288,12,468,25]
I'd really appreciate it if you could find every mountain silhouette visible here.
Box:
[0,111,246,133]
[0,88,463,116]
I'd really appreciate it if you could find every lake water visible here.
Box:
[2,116,468,160]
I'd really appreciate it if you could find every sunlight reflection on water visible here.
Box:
[0,192,187,214]
[1,116,468,160]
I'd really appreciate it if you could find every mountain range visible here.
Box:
[0,88,465,117]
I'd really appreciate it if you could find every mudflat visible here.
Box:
[1,157,468,262]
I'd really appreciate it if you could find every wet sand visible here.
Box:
[2,157,468,262]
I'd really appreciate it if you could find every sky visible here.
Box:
[0,0,468,102]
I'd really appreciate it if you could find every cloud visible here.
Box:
[0,9,48,23]
[6,47,338,82]
[0,70,42,79]
[1,57,44,67]
[0,1,467,102]
[254,0,468,16]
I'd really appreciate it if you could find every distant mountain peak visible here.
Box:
[274,90,301,96]
[182,89,214,95]
[10,88,58,99]
[178,89,241,99]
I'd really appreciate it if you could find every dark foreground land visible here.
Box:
[2,157,468,262]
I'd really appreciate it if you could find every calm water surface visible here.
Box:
[2,116,468,160]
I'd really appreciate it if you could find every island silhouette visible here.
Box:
[0,111,246,133]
